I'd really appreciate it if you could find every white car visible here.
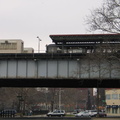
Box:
[75,111,91,117]
[47,110,65,117]
[86,110,97,117]
[86,110,107,117]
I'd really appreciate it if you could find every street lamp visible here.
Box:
[58,88,64,110]
[37,36,42,53]
[17,95,22,113]
[59,88,61,109]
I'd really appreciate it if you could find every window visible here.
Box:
[107,108,110,113]
[0,43,17,50]
[112,94,118,99]
[106,94,111,100]
[112,108,118,114]
[58,111,60,113]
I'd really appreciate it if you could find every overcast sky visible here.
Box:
[0,0,103,52]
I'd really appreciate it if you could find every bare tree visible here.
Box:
[86,0,120,33]
[86,1,120,113]
[0,88,40,111]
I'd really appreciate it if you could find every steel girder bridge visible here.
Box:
[0,53,119,88]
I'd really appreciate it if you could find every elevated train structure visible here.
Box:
[0,34,120,88]
[47,34,120,54]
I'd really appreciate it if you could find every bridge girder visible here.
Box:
[0,78,119,88]
[0,53,119,88]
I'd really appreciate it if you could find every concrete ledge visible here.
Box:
[92,117,120,120]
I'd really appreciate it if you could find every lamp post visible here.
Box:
[58,88,61,109]
[37,36,42,53]
[17,95,22,113]
[58,88,64,110]
[17,95,24,116]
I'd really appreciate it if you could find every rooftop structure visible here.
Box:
[50,34,120,42]
[23,47,34,53]
[47,34,120,53]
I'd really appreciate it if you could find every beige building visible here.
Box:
[105,89,120,116]
[23,48,34,53]
[0,39,34,53]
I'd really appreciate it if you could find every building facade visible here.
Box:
[23,48,34,53]
[106,89,120,116]
[0,39,34,53]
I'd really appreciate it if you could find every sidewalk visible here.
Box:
[92,117,120,120]
[23,114,47,117]
[16,114,120,120]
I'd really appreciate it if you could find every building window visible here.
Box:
[112,108,118,114]
[0,43,17,50]
[112,94,118,99]
[119,94,120,99]
[115,108,117,114]
[112,108,114,113]
[106,94,111,100]
[107,108,111,113]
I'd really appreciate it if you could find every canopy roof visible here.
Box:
[50,34,120,43]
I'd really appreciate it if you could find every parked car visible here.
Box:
[75,111,91,117]
[86,110,107,117]
[99,111,107,117]
[47,110,65,117]
[86,110,97,117]
[73,109,81,114]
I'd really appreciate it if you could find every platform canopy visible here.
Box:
[50,34,120,43]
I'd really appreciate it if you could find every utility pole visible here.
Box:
[96,86,100,117]
[58,88,64,110]
[86,89,91,110]
[59,88,61,109]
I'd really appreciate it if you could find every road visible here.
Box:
[0,117,91,120]
[0,116,120,120]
